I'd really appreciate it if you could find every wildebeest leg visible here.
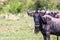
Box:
[45,25,50,40]
[43,35,46,40]
[57,36,59,40]
[46,32,50,40]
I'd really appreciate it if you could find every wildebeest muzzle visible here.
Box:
[34,13,40,34]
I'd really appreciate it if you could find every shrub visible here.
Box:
[9,2,22,14]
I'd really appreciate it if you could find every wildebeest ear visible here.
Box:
[27,11,34,17]
[39,11,46,16]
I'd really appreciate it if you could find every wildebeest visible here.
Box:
[42,15,60,40]
[39,10,59,18]
[27,10,49,40]
[46,11,59,18]
[27,10,60,40]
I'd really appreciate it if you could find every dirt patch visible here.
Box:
[0,27,8,30]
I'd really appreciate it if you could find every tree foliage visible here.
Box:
[9,2,22,14]
[0,0,60,14]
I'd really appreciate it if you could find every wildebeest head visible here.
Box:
[27,10,47,33]
[27,10,41,33]
[46,11,59,17]
[50,12,59,17]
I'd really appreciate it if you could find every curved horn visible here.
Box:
[27,10,34,17]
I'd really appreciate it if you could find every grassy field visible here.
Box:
[0,14,59,40]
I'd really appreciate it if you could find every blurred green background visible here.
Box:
[0,0,60,40]
[0,0,60,14]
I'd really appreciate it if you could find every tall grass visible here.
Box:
[0,14,58,40]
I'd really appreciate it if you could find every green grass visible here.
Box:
[0,14,59,40]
